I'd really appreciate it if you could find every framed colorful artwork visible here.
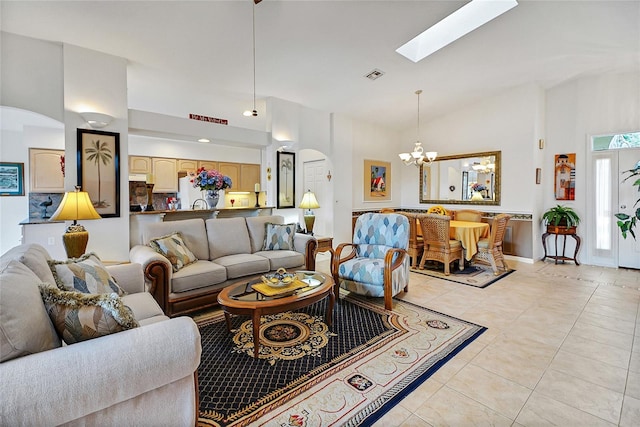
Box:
[77,129,120,218]
[364,159,391,202]
[0,162,25,196]
[554,153,575,200]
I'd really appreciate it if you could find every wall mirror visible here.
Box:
[420,151,501,205]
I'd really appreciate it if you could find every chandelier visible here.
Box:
[399,90,437,167]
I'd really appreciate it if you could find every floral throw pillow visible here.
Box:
[149,232,197,272]
[262,223,296,251]
[48,253,126,296]
[39,285,139,345]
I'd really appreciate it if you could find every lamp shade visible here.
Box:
[299,191,320,209]
[50,190,101,223]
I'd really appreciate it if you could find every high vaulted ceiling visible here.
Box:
[2,1,639,132]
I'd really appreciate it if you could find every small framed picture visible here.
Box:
[277,151,295,208]
[536,168,542,185]
[0,162,25,196]
[364,159,391,202]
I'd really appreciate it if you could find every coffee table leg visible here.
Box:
[326,289,335,328]
[252,312,261,358]
[224,312,232,332]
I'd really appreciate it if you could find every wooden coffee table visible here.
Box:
[217,271,335,358]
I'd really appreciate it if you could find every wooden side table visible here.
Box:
[314,236,334,262]
[542,225,581,265]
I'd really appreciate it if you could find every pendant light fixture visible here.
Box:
[243,1,259,117]
[399,90,437,167]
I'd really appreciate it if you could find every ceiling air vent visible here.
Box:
[364,69,385,80]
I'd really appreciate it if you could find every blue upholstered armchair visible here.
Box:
[331,213,410,310]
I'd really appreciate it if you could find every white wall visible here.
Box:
[399,84,541,214]
[129,135,262,163]
[63,44,130,261]
[545,71,640,264]
[0,32,64,122]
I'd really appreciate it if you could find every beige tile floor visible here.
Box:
[317,257,640,426]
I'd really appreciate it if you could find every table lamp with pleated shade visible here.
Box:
[50,187,101,258]
[298,190,320,235]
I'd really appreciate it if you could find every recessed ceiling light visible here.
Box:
[396,0,518,63]
[198,138,210,143]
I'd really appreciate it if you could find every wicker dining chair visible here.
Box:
[395,211,423,267]
[454,209,483,222]
[417,213,464,275]
[474,213,511,275]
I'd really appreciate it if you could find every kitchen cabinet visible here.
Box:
[198,160,218,171]
[177,159,198,174]
[129,156,152,174]
[240,163,261,192]
[219,162,260,192]
[218,162,240,191]
[29,148,65,193]
[151,158,178,192]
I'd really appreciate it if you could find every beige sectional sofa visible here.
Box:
[129,215,318,317]
[0,244,202,426]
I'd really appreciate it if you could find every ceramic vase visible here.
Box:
[205,190,219,209]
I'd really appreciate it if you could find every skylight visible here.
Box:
[396,0,518,63]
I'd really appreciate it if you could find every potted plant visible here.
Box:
[542,204,581,232]
[615,160,640,239]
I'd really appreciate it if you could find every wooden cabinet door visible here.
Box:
[198,160,218,172]
[240,163,261,192]
[129,156,152,174]
[151,158,178,192]
[177,159,198,174]
[218,162,240,191]
[29,148,65,193]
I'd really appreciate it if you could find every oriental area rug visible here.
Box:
[194,292,485,427]
[411,262,515,288]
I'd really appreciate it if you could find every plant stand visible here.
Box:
[542,225,581,265]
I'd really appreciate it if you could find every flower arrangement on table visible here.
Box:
[471,183,487,192]
[190,167,232,191]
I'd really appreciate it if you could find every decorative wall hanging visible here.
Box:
[77,129,120,218]
[554,153,575,200]
[364,159,391,202]
[277,151,295,208]
[0,162,25,196]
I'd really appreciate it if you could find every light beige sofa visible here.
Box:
[0,244,202,426]
[130,215,317,317]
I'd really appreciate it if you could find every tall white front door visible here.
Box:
[303,160,327,236]
[618,149,640,268]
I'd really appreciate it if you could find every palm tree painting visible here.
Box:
[78,129,120,218]
[84,138,112,208]
[277,151,295,208]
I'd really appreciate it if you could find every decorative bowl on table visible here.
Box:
[295,270,325,287]
[262,268,296,288]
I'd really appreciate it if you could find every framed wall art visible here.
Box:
[0,162,25,196]
[77,129,120,218]
[364,159,391,202]
[277,151,295,208]
[554,153,575,200]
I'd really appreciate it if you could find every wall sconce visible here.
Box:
[79,112,113,129]
[327,170,332,181]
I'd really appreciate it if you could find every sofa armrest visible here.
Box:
[106,262,145,294]
[130,245,172,312]
[294,233,317,271]
[0,317,201,426]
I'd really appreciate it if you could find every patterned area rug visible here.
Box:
[411,262,515,288]
[195,292,485,426]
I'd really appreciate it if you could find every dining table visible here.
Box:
[449,220,490,261]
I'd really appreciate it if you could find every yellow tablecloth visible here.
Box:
[252,279,308,297]
[450,220,490,260]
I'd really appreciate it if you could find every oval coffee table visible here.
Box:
[217,271,335,358]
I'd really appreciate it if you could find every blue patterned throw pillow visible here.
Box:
[263,223,296,251]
